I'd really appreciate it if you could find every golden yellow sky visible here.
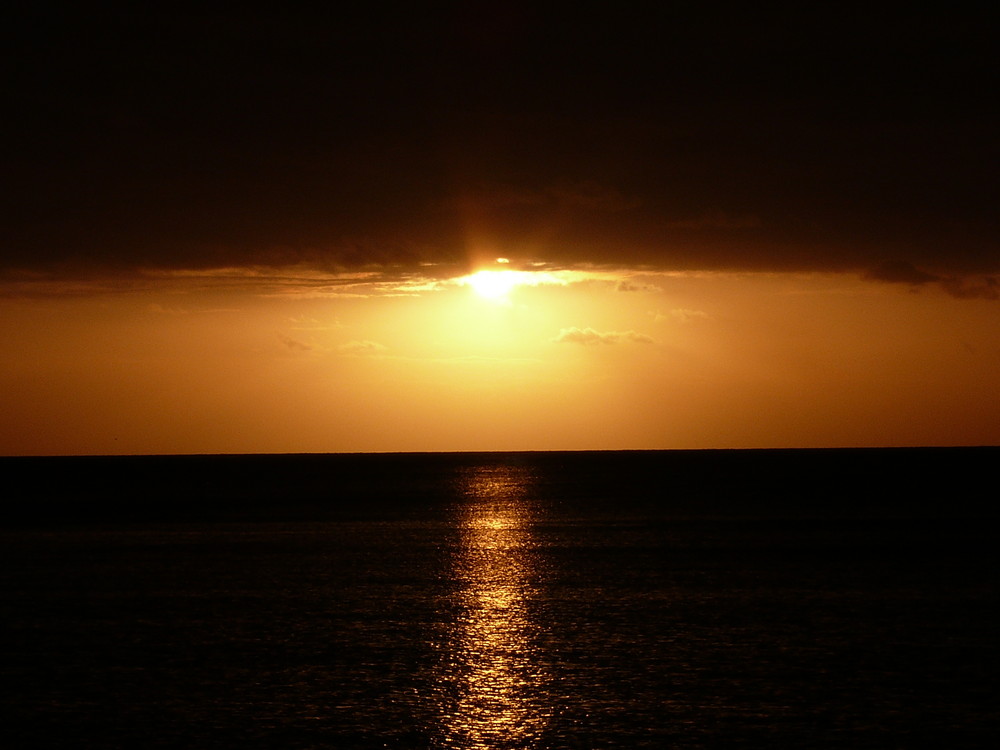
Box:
[3,262,997,455]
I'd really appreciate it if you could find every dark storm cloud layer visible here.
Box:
[4,3,996,280]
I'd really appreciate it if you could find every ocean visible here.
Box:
[1,448,996,747]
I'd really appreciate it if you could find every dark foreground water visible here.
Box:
[2,449,997,747]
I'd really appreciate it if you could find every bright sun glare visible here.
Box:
[460,258,575,302]
[466,270,520,300]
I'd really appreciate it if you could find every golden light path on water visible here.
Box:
[437,465,550,748]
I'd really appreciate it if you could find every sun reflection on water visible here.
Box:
[437,466,549,748]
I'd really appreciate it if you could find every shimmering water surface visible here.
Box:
[1,449,997,747]
[439,465,549,748]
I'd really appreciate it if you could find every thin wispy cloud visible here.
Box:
[552,327,655,346]
[338,340,389,355]
[287,316,341,331]
[663,309,709,323]
[616,279,660,293]
[277,333,312,352]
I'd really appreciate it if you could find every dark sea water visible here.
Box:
[2,449,997,748]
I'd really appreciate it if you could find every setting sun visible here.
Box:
[459,265,577,303]
[464,270,520,301]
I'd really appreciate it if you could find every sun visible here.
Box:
[465,270,520,301]
[457,262,575,303]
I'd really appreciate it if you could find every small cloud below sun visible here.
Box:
[338,340,388,355]
[553,327,654,345]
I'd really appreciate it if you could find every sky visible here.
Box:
[2,3,998,455]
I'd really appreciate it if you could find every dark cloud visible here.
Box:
[3,3,997,280]
[865,260,998,300]
[938,276,999,301]
[865,260,941,285]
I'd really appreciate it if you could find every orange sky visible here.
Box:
[3,262,997,455]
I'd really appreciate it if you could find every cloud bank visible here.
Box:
[3,5,996,288]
